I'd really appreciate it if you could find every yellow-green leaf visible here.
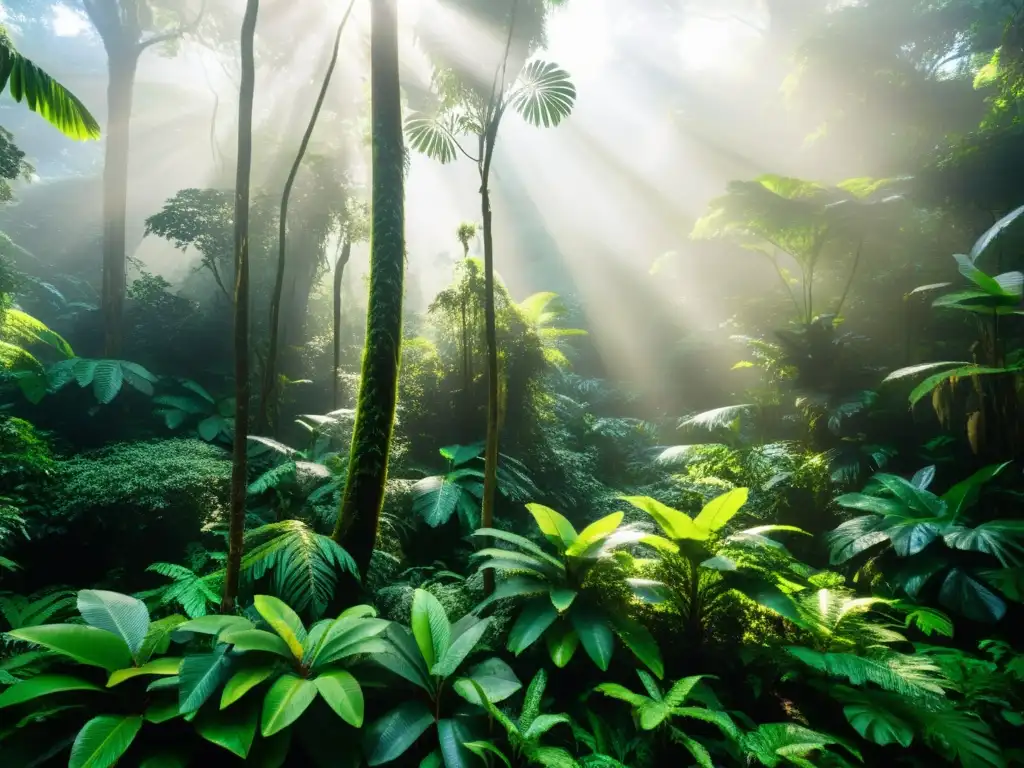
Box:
[694,488,748,533]
[526,503,577,548]
[106,657,182,687]
[253,595,306,660]
[619,497,706,541]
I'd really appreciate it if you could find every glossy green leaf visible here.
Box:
[196,699,259,758]
[7,624,131,672]
[138,615,187,663]
[313,670,364,727]
[463,741,511,768]
[545,622,579,668]
[526,503,577,548]
[220,664,276,709]
[694,488,749,533]
[613,614,664,679]
[454,657,522,705]
[107,657,181,687]
[364,701,434,766]
[569,606,614,671]
[942,462,1011,519]
[179,646,232,714]
[565,513,624,557]
[508,598,559,654]
[220,629,293,659]
[253,595,306,659]
[431,616,489,678]
[619,496,707,541]
[261,675,317,737]
[172,615,253,640]
[77,590,150,660]
[844,701,914,747]
[437,717,475,768]
[411,588,450,669]
[69,715,143,768]
[0,674,102,708]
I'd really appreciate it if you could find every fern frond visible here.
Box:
[786,646,949,697]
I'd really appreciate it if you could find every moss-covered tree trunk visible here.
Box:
[332,0,405,576]
[259,0,355,430]
[333,237,353,410]
[222,0,259,613]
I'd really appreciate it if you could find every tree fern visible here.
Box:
[140,562,222,619]
[241,520,358,618]
[741,723,860,767]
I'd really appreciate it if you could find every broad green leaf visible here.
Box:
[509,61,577,128]
[411,588,451,670]
[69,715,143,768]
[549,587,578,612]
[253,595,306,660]
[0,674,102,708]
[77,590,150,660]
[508,598,559,654]
[179,646,232,714]
[474,575,551,613]
[526,503,578,548]
[524,714,571,742]
[565,513,624,557]
[172,615,254,639]
[196,699,259,758]
[939,569,1006,623]
[844,701,914,747]
[569,606,614,671]
[313,670,364,727]
[144,698,181,724]
[471,529,565,569]
[431,617,489,678]
[619,496,707,541]
[309,616,390,669]
[453,657,521,705]
[375,625,432,691]
[942,462,1011,519]
[220,664,276,709]
[626,578,672,604]
[955,254,1007,295]
[545,622,579,668]
[261,674,317,737]
[944,521,1024,567]
[613,614,664,679]
[106,657,181,687]
[970,203,1024,261]
[405,112,459,164]
[7,624,131,672]
[664,676,707,707]
[694,488,749,533]
[364,701,434,766]
[638,700,671,730]
[437,717,475,768]
[420,750,444,768]
[594,683,647,707]
[220,629,293,659]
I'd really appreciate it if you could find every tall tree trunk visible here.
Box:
[259,0,356,431]
[222,0,260,613]
[332,0,405,576]
[479,161,499,595]
[333,238,353,410]
[100,49,137,358]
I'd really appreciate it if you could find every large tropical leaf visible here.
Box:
[261,674,317,736]
[0,29,101,140]
[195,699,260,759]
[313,669,363,727]
[77,590,150,661]
[6,624,132,671]
[364,700,434,766]
[178,646,233,714]
[68,715,143,768]
[453,657,521,705]
[0,674,102,709]
[509,60,576,127]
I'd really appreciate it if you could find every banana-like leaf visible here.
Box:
[69,715,143,768]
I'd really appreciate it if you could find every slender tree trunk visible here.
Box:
[259,0,355,430]
[222,0,260,613]
[101,50,138,357]
[332,0,406,576]
[479,136,499,595]
[333,238,353,410]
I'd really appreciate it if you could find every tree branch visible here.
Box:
[138,0,208,52]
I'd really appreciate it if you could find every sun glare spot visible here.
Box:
[676,16,755,72]
[50,3,91,38]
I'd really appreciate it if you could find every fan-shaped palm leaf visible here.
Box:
[509,61,576,127]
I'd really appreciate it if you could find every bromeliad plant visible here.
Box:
[471,503,665,676]
[622,488,812,641]
[170,594,387,760]
[828,463,1024,622]
[594,671,738,768]
[465,667,577,768]
[366,588,522,767]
